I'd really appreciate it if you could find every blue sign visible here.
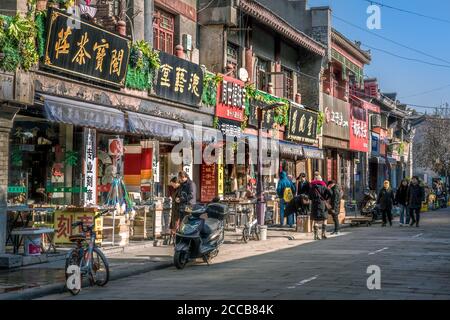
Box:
[371,133,379,155]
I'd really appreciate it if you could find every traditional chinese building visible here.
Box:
[320,29,371,202]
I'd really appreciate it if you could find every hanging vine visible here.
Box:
[316,111,325,135]
[201,72,222,107]
[126,40,160,91]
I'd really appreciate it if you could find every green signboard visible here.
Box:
[46,186,87,193]
[8,186,27,193]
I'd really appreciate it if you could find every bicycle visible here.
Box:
[241,208,260,243]
[65,209,110,295]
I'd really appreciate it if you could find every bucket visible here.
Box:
[24,235,41,256]
[259,225,268,241]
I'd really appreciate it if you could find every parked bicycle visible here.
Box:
[65,209,110,295]
[241,208,260,243]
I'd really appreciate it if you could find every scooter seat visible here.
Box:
[201,218,220,236]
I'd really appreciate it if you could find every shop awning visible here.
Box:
[43,95,126,132]
[302,146,324,160]
[279,141,304,158]
[127,111,183,139]
[184,124,223,143]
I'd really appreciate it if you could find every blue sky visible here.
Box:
[308,0,450,113]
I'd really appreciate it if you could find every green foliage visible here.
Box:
[244,85,289,126]
[35,11,46,58]
[0,13,39,72]
[213,116,219,129]
[317,111,325,135]
[202,72,222,107]
[126,41,160,91]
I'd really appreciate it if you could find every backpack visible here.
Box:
[283,187,294,202]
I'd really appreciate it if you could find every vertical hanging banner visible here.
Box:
[217,149,224,196]
[83,128,97,206]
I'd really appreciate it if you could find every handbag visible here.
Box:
[314,187,332,211]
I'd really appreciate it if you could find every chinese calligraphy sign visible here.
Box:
[216,75,246,122]
[44,8,130,87]
[286,104,318,144]
[83,128,97,206]
[155,51,203,106]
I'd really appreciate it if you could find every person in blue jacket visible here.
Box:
[277,170,297,228]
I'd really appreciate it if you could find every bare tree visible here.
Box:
[414,112,450,179]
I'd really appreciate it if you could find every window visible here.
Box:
[226,42,239,77]
[256,58,269,91]
[153,8,175,55]
[282,67,294,100]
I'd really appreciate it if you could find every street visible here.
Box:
[39,210,450,300]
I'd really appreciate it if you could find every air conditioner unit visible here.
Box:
[371,114,381,129]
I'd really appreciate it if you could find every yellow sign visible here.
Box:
[54,211,102,244]
[218,151,224,195]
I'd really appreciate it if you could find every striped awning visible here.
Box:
[43,94,126,132]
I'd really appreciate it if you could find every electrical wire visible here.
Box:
[332,14,450,66]
[399,84,450,99]
[363,0,450,25]
[360,43,450,69]
[198,0,217,13]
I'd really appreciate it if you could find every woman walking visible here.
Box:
[377,180,395,227]
[395,179,409,226]
[308,173,331,240]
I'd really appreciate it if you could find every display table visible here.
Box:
[10,227,56,254]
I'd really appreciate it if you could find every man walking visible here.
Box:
[407,176,425,227]
[377,180,395,227]
[297,173,310,196]
[327,180,341,235]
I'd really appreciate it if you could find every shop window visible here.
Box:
[256,58,270,92]
[153,8,175,55]
[282,67,294,100]
[352,106,366,121]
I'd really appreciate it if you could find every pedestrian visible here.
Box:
[377,180,395,227]
[276,170,297,227]
[395,179,409,226]
[297,173,310,196]
[308,173,331,240]
[177,171,197,220]
[327,180,342,235]
[169,176,181,234]
[407,176,425,227]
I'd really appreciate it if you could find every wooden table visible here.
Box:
[6,206,33,248]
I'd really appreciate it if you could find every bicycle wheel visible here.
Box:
[91,247,109,286]
[242,227,249,243]
[65,249,82,295]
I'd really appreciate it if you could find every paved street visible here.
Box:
[39,210,450,300]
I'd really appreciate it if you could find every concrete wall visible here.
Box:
[130,0,145,41]
[199,24,225,73]
[255,0,309,32]
[0,0,27,15]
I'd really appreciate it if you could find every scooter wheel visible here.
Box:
[174,251,188,270]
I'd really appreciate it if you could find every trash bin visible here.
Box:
[259,225,268,241]
[24,235,41,256]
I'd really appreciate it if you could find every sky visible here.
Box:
[308,0,450,113]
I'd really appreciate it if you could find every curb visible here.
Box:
[0,260,173,300]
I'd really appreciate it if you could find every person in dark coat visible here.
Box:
[177,171,197,220]
[169,176,181,232]
[377,180,395,227]
[297,173,310,196]
[308,174,332,240]
[327,180,341,235]
[395,179,409,226]
[406,176,425,227]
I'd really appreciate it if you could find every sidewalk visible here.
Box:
[0,227,347,300]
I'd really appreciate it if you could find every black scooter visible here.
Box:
[360,189,380,221]
[174,202,228,269]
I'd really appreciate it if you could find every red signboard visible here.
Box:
[349,104,369,152]
[215,75,246,122]
[200,163,217,203]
